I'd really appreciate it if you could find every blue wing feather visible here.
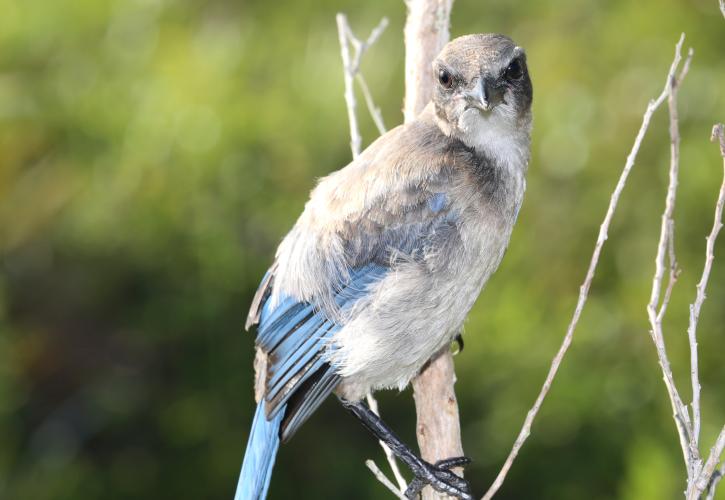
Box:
[250,263,388,438]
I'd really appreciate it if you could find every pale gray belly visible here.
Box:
[331,216,512,401]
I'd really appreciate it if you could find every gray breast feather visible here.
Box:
[268,119,477,317]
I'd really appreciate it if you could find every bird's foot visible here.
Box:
[404,456,473,500]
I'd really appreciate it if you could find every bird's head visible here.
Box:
[432,34,532,152]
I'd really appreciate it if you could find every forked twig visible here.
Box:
[645,39,695,479]
[366,460,408,500]
[689,123,725,500]
[336,13,408,496]
[336,13,388,159]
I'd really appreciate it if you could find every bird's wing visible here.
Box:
[249,264,387,441]
[245,121,457,440]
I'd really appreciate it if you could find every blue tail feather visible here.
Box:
[236,402,284,500]
[237,263,390,498]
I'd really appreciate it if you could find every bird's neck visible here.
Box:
[424,102,531,176]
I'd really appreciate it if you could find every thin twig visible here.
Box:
[706,463,725,500]
[645,38,697,482]
[336,14,407,495]
[366,460,408,500]
[656,219,680,323]
[689,123,725,436]
[349,17,389,74]
[337,14,361,158]
[367,393,409,492]
[720,0,725,18]
[657,48,693,328]
[693,426,725,499]
[482,34,690,500]
[686,123,725,500]
[672,49,701,468]
[357,74,387,135]
[336,14,389,158]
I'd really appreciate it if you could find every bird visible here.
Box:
[236,33,533,500]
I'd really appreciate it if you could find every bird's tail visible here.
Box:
[235,402,284,500]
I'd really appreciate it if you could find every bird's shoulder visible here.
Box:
[303,110,487,229]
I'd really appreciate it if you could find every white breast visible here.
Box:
[458,107,529,178]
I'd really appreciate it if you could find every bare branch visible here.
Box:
[656,218,680,323]
[684,123,725,499]
[706,463,725,500]
[349,17,389,74]
[367,393,409,492]
[336,14,408,494]
[691,125,725,353]
[336,14,389,158]
[673,50,702,467]
[482,34,690,500]
[645,38,697,482]
[693,426,725,500]
[366,460,408,500]
[336,14,362,159]
[357,74,387,135]
[411,348,465,499]
[719,0,725,18]
[403,0,454,122]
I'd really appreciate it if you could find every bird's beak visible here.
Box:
[465,78,501,112]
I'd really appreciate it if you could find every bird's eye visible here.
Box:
[505,58,524,81]
[438,68,453,89]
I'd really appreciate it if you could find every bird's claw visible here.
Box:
[404,456,473,500]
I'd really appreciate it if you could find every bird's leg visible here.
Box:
[339,398,473,500]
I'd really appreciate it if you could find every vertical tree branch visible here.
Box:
[337,14,362,159]
[412,349,465,500]
[645,39,696,481]
[403,0,454,123]
[367,393,409,492]
[687,120,724,450]
[687,123,725,500]
[403,1,460,499]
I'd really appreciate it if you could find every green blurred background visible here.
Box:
[1,0,724,498]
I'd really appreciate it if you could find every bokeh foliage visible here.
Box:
[0,0,724,498]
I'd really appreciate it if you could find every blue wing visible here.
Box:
[247,263,387,441]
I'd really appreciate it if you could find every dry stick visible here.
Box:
[336,13,408,496]
[645,39,697,484]
[403,0,454,122]
[720,0,725,18]
[403,2,461,500]
[656,218,681,324]
[688,123,725,500]
[706,464,725,500]
[336,14,388,158]
[367,393,409,493]
[686,121,725,470]
[412,349,465,500]
[695,426,725,500]
[366,460,409,500]
[482,34,689,500]
[357,74,387,135]
[679,49,700,466]
[337,14,361,159]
